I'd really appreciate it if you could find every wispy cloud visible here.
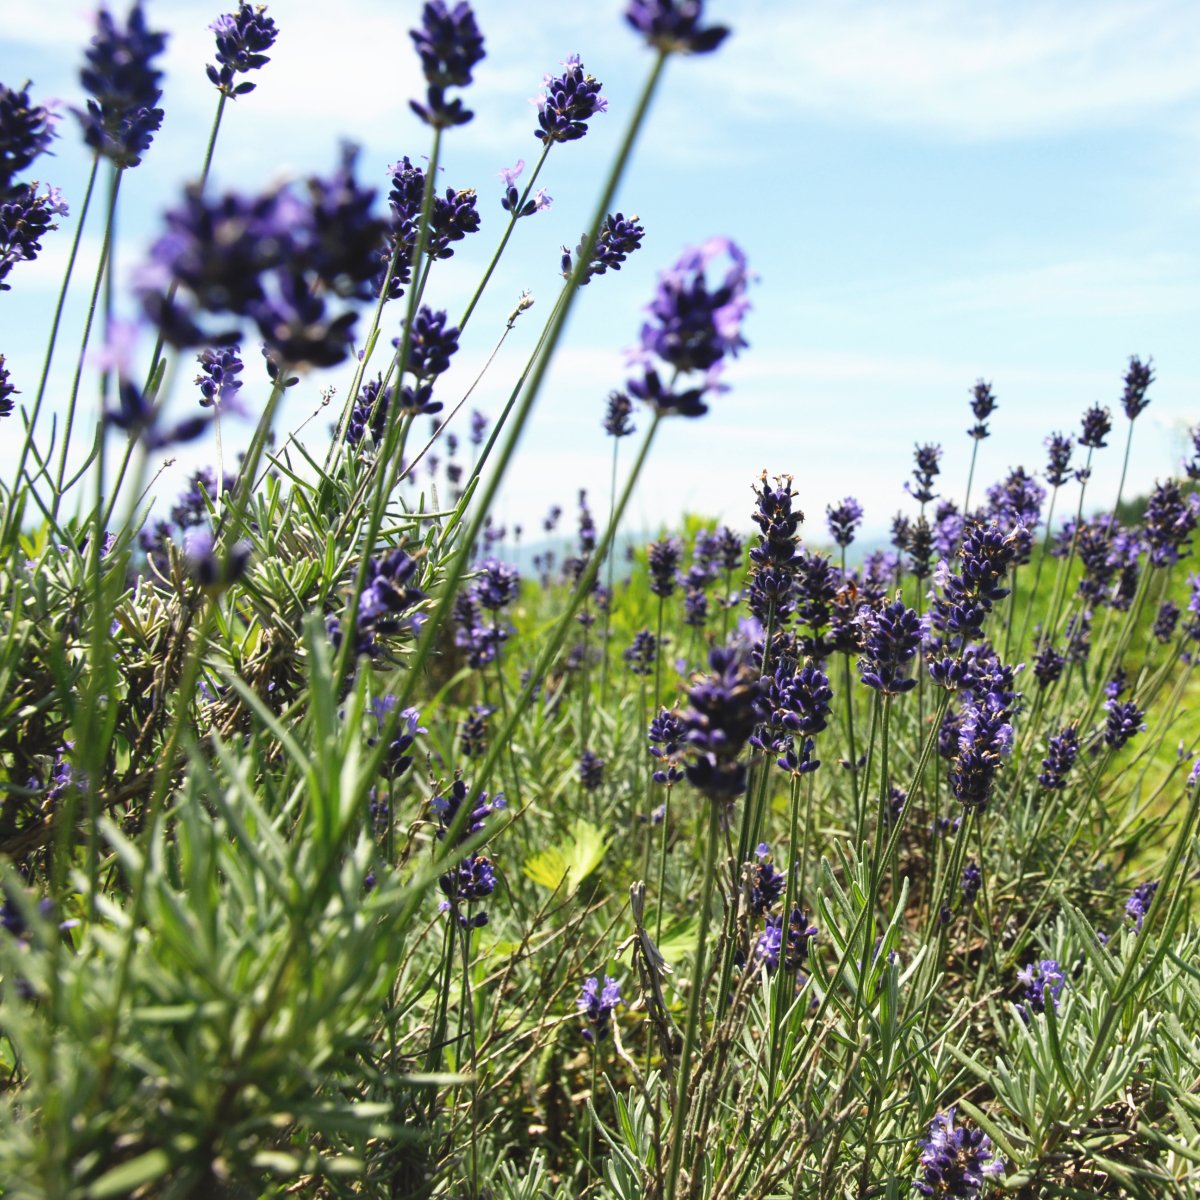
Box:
[709,0,1200,141]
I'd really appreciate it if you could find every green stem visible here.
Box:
[457,142,552,332]
[664,799,721,1200]
[4,156,100,542]
[51,164,123,515]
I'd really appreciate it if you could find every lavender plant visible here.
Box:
[0,3,1198,1199]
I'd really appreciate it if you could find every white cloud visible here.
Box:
[709,0,1200,140]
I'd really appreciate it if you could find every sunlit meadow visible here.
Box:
[1,3,1199,1198]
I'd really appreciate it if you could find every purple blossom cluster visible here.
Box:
[682,643,763,799]
[409,1,486,129]
[627,236,751,417]
[75,3,167,169]
[577,975,622,1042]
[207,2,278,98]
[1016,958,1065,1019]
[967,379,997,440]
[913,1108,1004,1198]
[139,145,388,374]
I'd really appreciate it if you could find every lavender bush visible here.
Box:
[1,3,1199,1198]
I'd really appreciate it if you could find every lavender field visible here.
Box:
[2,3,1200,1197]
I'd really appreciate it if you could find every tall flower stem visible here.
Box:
[1016,485,1059,655]
[457,142,552,332]
[664,797,721,1200]
[357,52,671,772]
[963,438,980,513]
[3,157,100,543]
[598,436,621,709]
[1044,450,1092,642]
[51,164,123,516]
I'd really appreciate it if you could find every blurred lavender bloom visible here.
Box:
[826,496,863,548]
[409,1,486,128]
[625,0,730,54]
[76,3,167,168]
[967,378,997,440]
[1121,355,1154,420]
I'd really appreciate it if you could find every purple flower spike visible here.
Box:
[0,355,17,418]
[1121,355,1154,420]
[0,82,58,187]
[409,1,486,128]
[826,496,864,548]
[625,0,731,54]
[208,2,278,98]
[968,378,997,440]
[1079,403,1112,449]
[577,975,622,1042]
[535,55,607,144]
[913,1108,1004,1197]
[563,211,645,284]
[76,3,168,169]
[1016,959,1065,1019]
[1044,431,1073,487]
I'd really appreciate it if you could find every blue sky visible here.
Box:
[3,0,1199,542]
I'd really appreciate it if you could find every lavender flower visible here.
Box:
[498,159,551,218]
[627,236,750,417]
[1035,642,1072,694]
[535,55,606,143]
[409,1,486,128]
[625,0,731,54]
[1184,423,1200,481]
[345,376,393,447]
[649,706,686,785]
[1103,698,1145,751]
[826,496,863,548]
[0,181,69,289]
[1154,601,1180,644]
[207,2,278,97]
[76,3,167,169]
[968,378,997,440]
[369,700,426,779]
[1038,726,1079,791]
[682,643,764,799]
[927,522,1020,649]
[857,598,922,695]
[906,443,942,504]
[563,211,645,285]
[603,389,635,438]
[470,407,488,446]
[142,148,388,367]
[1079,403,1112,449]
[753,907,818,974]
[1125,881,1158,932]
[913,1108,1004,1197]
[194,345,244,410]
[1017,959,1065,1018]
[183,527,250,590]
[985,467,1043,564]
[961,861,981,905]
[949,699,1013,811]
[1121,355,1154,420]
[747,847,785,916]
[1043,431,1073,487]
[458,705,492,758]
[648,536,682,597]
[577,975,622,1042]
[624,629,657,675]
[0,82,57,189]
[579,749,605,791]
[0,355,16,418]
[907,517,934,581]
[358,548,426,635]
[1144,479,1198,567]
